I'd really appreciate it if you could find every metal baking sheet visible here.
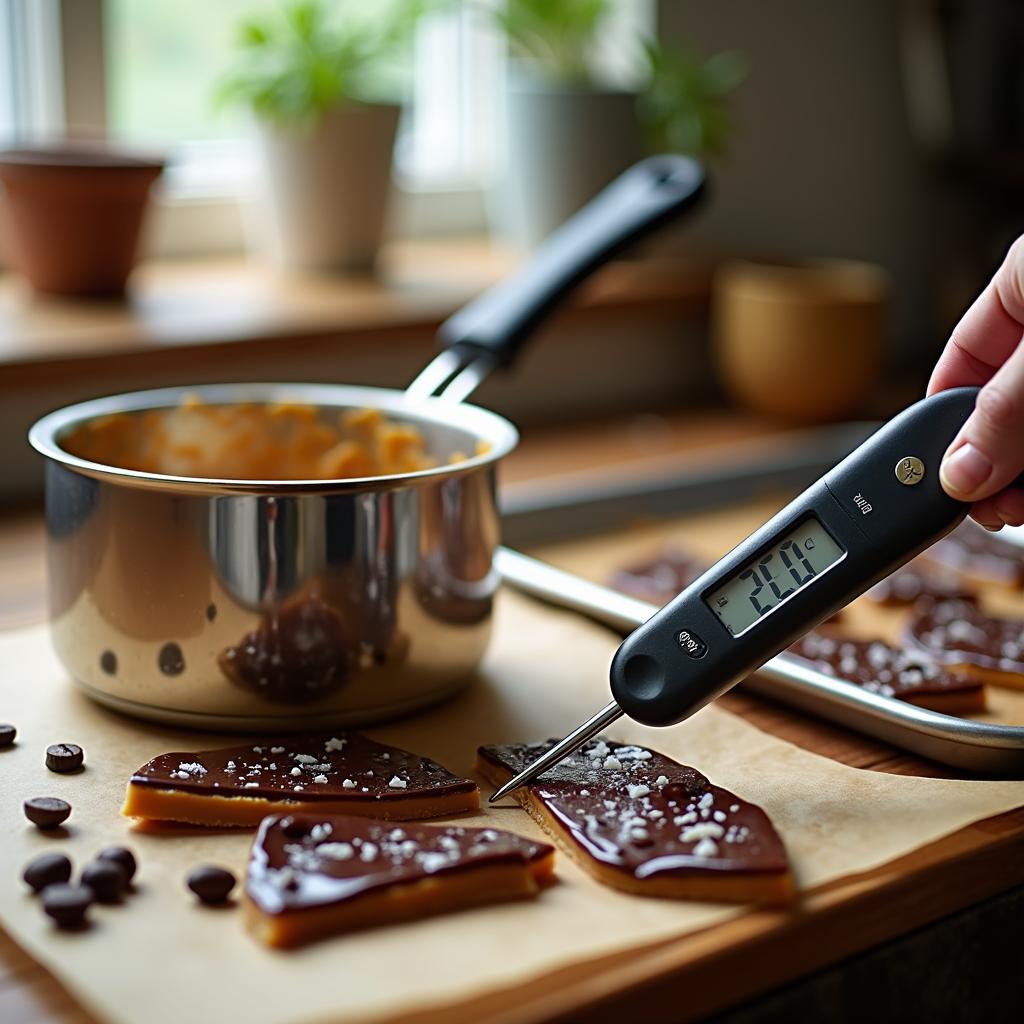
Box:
[496,422,1024,774]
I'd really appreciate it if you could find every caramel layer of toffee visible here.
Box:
[787,632,985,712]
[124,732,479,825]
[245,813,554,947]
[904,598,1024,688]
[478,738,792,903]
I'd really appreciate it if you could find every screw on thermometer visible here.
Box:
[489,386,1024,804]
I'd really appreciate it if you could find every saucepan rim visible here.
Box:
[28,382,520,496]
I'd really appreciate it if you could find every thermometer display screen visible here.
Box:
[704,517,845,636]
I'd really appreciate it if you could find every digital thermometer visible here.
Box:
[489,386,1024,802]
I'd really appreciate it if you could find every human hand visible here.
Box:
[927,236,1024,529]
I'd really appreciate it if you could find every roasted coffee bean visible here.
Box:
[23,797,71,830]
[97,846,137,885]
[186,865,236,905]
[23,853,72,893]
[42,884,92,928]
[0,723,16,748]
[81,860,127,903]
[45,743,84,773]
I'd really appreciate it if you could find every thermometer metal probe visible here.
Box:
[489,387,1023,803]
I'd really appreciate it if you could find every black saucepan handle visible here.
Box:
[437,155,706,368]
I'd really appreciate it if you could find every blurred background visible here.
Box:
[1,0,1023,500]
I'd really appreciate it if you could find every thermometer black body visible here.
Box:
[609,386,1003,726]
[488,386,1024,803]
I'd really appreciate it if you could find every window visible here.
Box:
[1,1,652,256]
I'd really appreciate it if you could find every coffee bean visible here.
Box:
[42,884,92,928]
[23,853,72,893]
[45,743,84,773]
[97,846,137,885]
[81,860,127,903]
[23,797,71,830]
[186,865,236,905]
[0,723,16,748]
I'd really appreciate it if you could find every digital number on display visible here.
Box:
[704,517,845,636]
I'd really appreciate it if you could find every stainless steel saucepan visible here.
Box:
[29,156,705,730]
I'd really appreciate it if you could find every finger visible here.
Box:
[970,496,1007,531]
[993,487,1024,527]
[940,338,1024,500]
[927,237,1024,395]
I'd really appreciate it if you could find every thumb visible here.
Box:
[940,338,1024,503]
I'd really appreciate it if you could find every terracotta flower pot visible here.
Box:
[712,259,890,424]
[0,145,164,298]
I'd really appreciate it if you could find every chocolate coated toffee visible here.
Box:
[124,732,479,825]
[865,559,975,606]
[245,813,554,946]
[918,521,1024,589]
[904,598,1024,686]
[478,739,792,903]
[610,549,710,606]
[786,632,985,709]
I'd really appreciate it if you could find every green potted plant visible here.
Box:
[489,0,745,247]
[219,0,431,272]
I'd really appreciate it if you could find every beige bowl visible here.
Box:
[713,259,889,424]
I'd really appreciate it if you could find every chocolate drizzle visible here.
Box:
[904,598,1024,672]
[479,739,788,880]
[786,632,982,700]
[129,732,477,805]
[247,813,552,916]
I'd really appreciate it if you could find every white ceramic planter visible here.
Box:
[495,76,643,248]
[254,103,400,273]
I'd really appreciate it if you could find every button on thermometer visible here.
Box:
[489,387,1024,803]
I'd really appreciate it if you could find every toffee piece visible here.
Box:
[244,813,555,948]
[610,549,710,606]
[904,598,1024,689]
[478,738,792,904]
[865,559,976,607]
[123,732,480,827]
[918,521,1024,590]
[786,632,985,713]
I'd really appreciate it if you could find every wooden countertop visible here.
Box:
[3,412,1023,1023]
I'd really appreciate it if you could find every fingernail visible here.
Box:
[940,443,992,498]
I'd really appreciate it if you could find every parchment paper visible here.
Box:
[3,591,1024,1024]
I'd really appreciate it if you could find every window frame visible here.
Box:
[52,0,495,257]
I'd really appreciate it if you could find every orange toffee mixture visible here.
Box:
[62,398,486,480]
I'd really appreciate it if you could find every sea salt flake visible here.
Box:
[713,810,727,823]
[342,778,357,789]
[293,753,318,765]
[681,822,724,842]
[698,792,714,810]
[729,804,740,813]
[312,774,329,784]
[317,842,354,860]
[418,852,449,873]
[389,776,408,789]
[603,756,622,770]
[310,823,332,841]
[290,767,302,777]
[655,775,669,787]
[324,737,347,753]
[243,782,259,789]
[627,783,651,799]
[177,762,207,776]
[692,837,719,858]
[226,761,236,770]
[359,842,378,862]
[579,789,590,797]
[268,763,277,770]
[270,746,286,754]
